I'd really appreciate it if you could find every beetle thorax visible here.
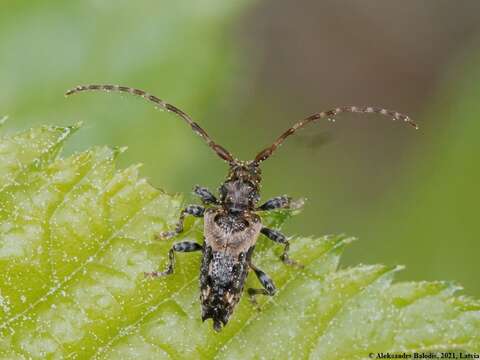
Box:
[220,162,261,213]
[219,180,259,213]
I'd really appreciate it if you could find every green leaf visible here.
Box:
[0,124,479,359]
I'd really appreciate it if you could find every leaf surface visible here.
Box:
[0,125,478,359]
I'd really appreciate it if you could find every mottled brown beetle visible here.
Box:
[65,84,417,331]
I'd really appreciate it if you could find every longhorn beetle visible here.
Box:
[65,84,417,331]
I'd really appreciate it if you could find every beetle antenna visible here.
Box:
[254,106,418,163]
[65,84,235,163]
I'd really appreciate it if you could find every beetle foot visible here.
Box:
[280,254,304,269]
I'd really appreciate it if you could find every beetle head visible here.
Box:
[227,161,261,185]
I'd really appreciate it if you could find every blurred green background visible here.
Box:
[1,1,479,297]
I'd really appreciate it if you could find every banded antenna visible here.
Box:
[65,84,235,163]
[254,106,418,163]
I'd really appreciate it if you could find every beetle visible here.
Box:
[65,84,417,331]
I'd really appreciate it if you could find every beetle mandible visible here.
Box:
[65,84,417,331]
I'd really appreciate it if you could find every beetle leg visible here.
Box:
[247,262,276,308]
[193,185,218,205]
[145,241,203,277]
[256,195,291,211]
[261,227,304,268]
[158,205,205,240]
